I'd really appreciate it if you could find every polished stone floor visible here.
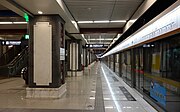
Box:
[0,62,157,112]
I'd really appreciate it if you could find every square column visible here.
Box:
[66,40,82,76]
[27,15,66,98]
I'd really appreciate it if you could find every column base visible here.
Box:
[26,83,67,98]
[67,71,83,77]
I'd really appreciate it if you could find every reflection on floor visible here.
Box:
[101,63,157,112]
[0,62,157,112]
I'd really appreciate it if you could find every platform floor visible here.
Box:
[0,62,157,112]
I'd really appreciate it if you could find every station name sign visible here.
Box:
[85,44,109,48]
[1,40,21,45]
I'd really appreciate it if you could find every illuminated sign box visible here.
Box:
[85,44,109,48]
[1,40,21,45]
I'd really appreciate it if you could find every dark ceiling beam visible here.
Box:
[7,0,34,17]
[65,31,76,40]
[77,28,123,34]
[0,10,20,17]
[0,29,27,35]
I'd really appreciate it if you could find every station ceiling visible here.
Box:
[63,0,144,45]
[0,0,145,53]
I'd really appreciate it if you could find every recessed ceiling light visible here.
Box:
[38,11,43,14]
[88,8,92,10]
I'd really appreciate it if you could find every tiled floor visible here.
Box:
[101,63,157,112]
[0,62,157,112]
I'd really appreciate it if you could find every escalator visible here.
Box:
[0,46,28,77]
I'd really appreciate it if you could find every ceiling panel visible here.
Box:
[64,0,144,22]
[0,35,23,40]
[111,1,143,20]
[64,0,115,21]
[63,0,144,47]
[88,42,111,44]
[64,0,144,45]
[0,4,8,10]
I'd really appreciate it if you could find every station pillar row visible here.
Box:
[27,15,66,98]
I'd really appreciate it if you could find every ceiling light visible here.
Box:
[0,22,13,24]
[38,11,43,14]
[110,20,126,23]
[129,19,137,23]
[13,22,27,24]
[81,34,88,44]
[94,20,109,23]
[78,21,93,23]
[105,106,114,109]
[89,97,95,100]
[87,38,112,41]
[91,91,96,93]
[88,8,92,10]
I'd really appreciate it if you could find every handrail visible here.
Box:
[9,46,28,66]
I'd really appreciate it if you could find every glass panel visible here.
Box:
[126,51,131,86]
[115,54,119,75]
[142,34,180,112]
[121,53,126,81]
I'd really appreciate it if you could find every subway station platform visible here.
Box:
[0,62,156,112]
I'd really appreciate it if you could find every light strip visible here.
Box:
[87,38,113,41]
[81,34,88,44]
[94,20,109,23]
[101,65,122,112]
[110,20,126,23]
[13,22,28,24]
[78,21,93,23]
[0,22,13,24]
[0,22,28,24]
[77,20,126,24]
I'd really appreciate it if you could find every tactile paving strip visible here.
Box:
[119,86,136,101]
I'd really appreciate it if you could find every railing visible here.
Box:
[0,46,28,77]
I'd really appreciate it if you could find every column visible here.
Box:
[67,39,82,76]
[27,15,66,98]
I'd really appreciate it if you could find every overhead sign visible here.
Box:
[85,44,109,48]
[1,40,21,45]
